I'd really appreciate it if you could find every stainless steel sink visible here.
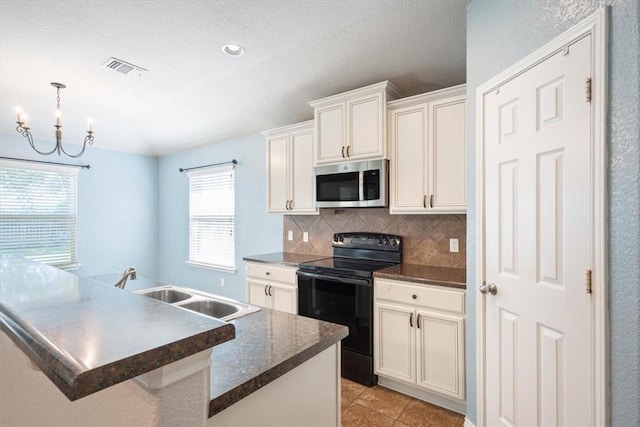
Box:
[136,286,260,321]
[143,288,192,303]
[179,300,240,319]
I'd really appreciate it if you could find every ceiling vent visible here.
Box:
[102,57,147,76]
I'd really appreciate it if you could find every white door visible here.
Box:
[266,135,289,212]
[389,103,428,213]
[247,279,269,309]
[374,303,415,382]
[483,34,593,426]
[416,310,465,400]
[348,93,383,159]
[270,284,297,314]
[429,95,466,211]
[290,128,316,213]
[315,103,344,163]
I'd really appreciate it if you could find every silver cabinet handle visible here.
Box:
[289,200,293,210]
[430,194,434,208]
[416,314,421,328]
[479,283,498,295]
[423,195,427,208]
[267,285,272,296]
[409,313,413,328]
[346,145,351,157]
[341,146,345,158]
[264,285,269,296]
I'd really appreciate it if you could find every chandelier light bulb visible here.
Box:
[87,118,93,132]
[55,110,62,126]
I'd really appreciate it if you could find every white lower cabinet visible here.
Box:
[246,262,297,314]
[374,278,465,406]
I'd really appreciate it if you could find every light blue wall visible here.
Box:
[0,132,159,279]
[466,1,640,425]
[157,133,283,302]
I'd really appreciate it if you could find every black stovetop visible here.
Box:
[297,256,397,278]
[297,232,402,279]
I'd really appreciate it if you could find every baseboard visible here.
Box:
[377,376,466,415]
[464,417,476,427]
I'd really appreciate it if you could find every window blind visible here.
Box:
[187,163,235,271]
[0,160,79,268]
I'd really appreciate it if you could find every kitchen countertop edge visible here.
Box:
[242,252,328,267]
[374,264,467,289]
[0,257,237,401]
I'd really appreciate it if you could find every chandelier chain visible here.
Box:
[56,87,61,110]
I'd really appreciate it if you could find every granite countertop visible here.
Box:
[374,264,467,289]
[90,267,348,418]
[0,256,235,401]
[208,309,348,417]
[243,252,328,267]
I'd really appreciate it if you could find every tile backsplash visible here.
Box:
[283,208,466,268]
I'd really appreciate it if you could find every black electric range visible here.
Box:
[296,232,402,386]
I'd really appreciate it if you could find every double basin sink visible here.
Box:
[136,285,260,321]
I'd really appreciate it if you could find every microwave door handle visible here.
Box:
[359,170,364,201]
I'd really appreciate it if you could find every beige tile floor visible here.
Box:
[341,379,465,427]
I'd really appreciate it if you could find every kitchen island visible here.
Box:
[0,256,347,426]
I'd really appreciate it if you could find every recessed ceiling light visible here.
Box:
[222,43,245,57]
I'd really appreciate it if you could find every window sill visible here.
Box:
[55,263,81,271]
[186,261,236,274]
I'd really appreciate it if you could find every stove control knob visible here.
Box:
[338,235,344,243]
[333,235,339,243]
[384,239,390,246]
[391,239,398,247]
[378,239,383,245]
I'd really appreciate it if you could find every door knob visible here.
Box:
[479,283,498,295]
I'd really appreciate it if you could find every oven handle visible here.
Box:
[296,271,371,287]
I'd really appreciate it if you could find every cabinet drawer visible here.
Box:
[375,279,465,314]
[246,262,297,284]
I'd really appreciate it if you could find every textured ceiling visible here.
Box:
[0,0,467,156]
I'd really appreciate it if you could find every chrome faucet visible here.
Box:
[114,267,137,289]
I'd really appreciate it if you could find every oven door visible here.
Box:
[296,270,372,355]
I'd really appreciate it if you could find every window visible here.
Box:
[0,160,79,268]
[187,163,235,271]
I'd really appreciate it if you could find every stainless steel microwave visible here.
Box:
[314,159,388,208]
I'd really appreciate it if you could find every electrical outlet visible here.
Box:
[287,230,293,241]
[449,238,459,253]
[220,278,225,288]
[303,231,309,243]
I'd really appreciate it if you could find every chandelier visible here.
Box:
[15,82,94,158]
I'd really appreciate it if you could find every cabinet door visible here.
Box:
[290,128,318,214]
[270,283,297,314]
[389,104,428,214]
[266,135,290,212]
[428,95,466,212]
[415,310,465,400]
[315,103,345,164]
[348,93,384,159]
[247,279,270,309]
[374,302,415,383]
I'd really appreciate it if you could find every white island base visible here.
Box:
[209,344,341,426]
[0,330,341,427]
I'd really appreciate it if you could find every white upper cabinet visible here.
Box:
[388,85,466,214]
[265,121,318,215]
[310,81,401,165]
